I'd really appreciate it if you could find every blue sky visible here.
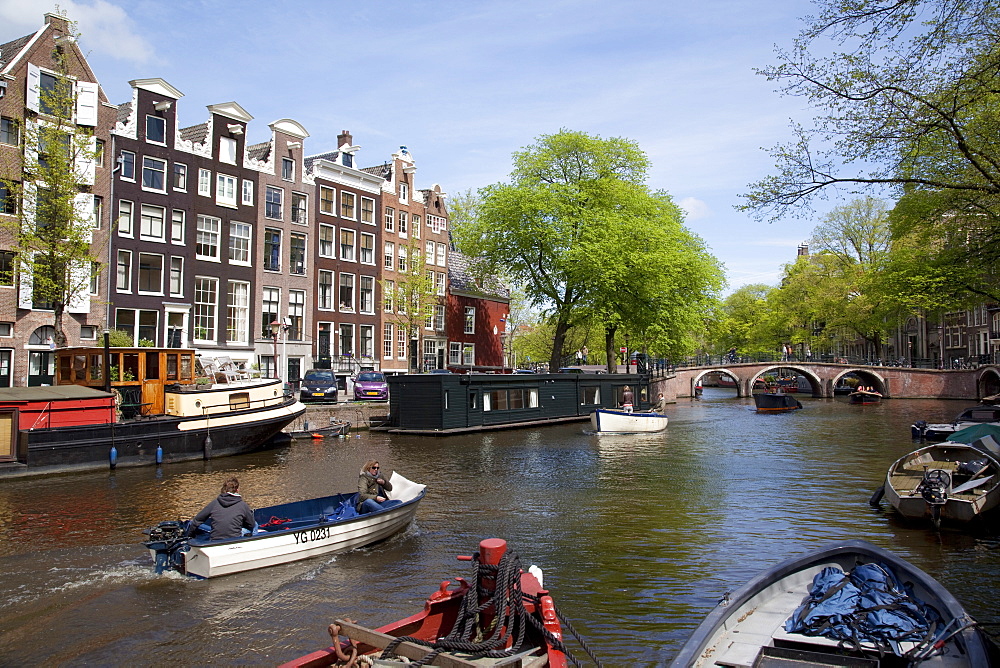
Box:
[2,0,825,293]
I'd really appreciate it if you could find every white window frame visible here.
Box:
[437,242,447,267]
[117,199,134,237]
[360,232,375,265]
[137,252,164,295]
[139,203,166,241]
[319,224,335,258]
[339,228,356,262]
[171,209,185,244]
[360,196,375,225]
[227,280,250,345]
[196,214,221,261]
[141,156,167,193]
[216,173,237,207]
[339,273,355,312]
[383,323,393,359]
[360,275,375,314]
[318,270,334,310]
[320,185,335,214]
[169,256,184,296]
[340,191,356,220]
[193,276,219,343]
[173,162,187,191]
[146,115,166,145]
[242,179,253,205]
[464,306,475,334]
[384,242,394,270]
[229,221,251,265]
[198,168,211,196]
[120,150,136,181]
[116,249,132,292]
[219,136,237,165]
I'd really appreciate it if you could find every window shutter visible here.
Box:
[67,261,91,313]
[77,135,96,185]
[18,257,33,309]
[75,81,99,126]
[26,63,41,112]
[74,192,94,235]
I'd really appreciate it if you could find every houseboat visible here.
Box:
[383,371,652,433]
[0,347,305,475]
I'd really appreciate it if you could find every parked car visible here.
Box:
[353,371,388,401]
[299,369,338,403]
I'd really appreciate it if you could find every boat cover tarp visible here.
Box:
[784,563,943,656]
[948,423,1000,444]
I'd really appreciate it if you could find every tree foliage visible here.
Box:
[452,130,724,370]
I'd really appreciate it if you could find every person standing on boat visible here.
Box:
[189,477,256,540]
[357,460,393,513]
[621,385,634,413]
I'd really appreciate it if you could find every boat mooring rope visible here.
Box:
[380,548,602,667]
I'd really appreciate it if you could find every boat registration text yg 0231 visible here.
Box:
[293,526,333,544]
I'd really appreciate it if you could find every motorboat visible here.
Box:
[590,408,668,433]
[671,539,999,667]
[849,388,882,404]
[877,427,1000,526]
[0,347,305,474]
[752,391,802,412]
[279,538,601,668]
[144,472,424,578]
[911,401,1000,441]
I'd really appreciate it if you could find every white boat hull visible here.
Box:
[149,473,425,578]
[590,409,667,433]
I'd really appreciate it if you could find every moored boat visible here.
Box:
[144,471,425,578]
[590,408,668,433]
[288,419,352,439]
[878,428,1000,525]
[849,388,882,404]
[671,539,998,667]
[911,401,1000,441]
[752,391,802,412]
[280,538,601,667]
[0,347,305,475]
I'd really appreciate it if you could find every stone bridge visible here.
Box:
[653,362,1000,401]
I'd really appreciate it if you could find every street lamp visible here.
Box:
[269,320,282,381]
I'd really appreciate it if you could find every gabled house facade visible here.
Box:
[0,13,115,386]
[111,79,259,366]
[246,118,312,382]
[306,130,384,390]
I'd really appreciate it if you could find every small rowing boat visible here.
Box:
[876,431,1000,526]
[590,408,668,433]
[849,388,882,405]
[279,538,602,667]
[143,472,424,578]
[672,539,998,667]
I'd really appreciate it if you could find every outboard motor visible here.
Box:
[918,468,951,506]
[143,520,191,574]
[911,420,928,441]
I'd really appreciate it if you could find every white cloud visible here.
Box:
[679,197,711,220]
[0,0,152,64]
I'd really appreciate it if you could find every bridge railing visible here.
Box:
[663,354,991,370]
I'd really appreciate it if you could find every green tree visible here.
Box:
[453,129,723,371]
[0,49,102,347]
[744,1,1000,303]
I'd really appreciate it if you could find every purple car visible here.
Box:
[353,371,388,401]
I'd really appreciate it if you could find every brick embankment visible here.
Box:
[286,401,389,432]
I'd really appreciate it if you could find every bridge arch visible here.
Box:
[691,368,744,397]
[831,368,889,397]
[746,365,824,398]
[978,367,1000,399]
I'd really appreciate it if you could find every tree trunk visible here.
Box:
[53,301,68,348]
[604,324,618,373]
[548,312,572,371]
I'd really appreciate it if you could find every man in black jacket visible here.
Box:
[190,477,255,540]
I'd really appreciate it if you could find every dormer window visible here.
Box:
[282,157,294,181]
[342,152,353,168]
[146,115,166,144]
[399,183,408,203]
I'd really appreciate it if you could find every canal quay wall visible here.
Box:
[289,401,388,432]
[655,363,1000,401]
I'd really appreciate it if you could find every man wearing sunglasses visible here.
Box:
[357,459,394,513]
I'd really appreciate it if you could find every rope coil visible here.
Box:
[379,548,602,667]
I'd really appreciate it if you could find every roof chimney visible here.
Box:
[797,244,809,257]
[44,13,72,34]
[337,130,352,148]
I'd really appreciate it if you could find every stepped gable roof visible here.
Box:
[179,122,208,143]
[247,140,270,161]
[449,249,510,300]
[304,150,340,170]
[0,33,32,70]
[115,100,132,126]
[361,163,391,180]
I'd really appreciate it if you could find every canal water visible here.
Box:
[0,389,998,666]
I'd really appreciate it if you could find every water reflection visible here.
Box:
[0,389,997,665]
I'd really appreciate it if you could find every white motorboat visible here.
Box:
[144,472,425,578]
[590,408,668,433]
[672,540,998,667]
[878,431,1000,526]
